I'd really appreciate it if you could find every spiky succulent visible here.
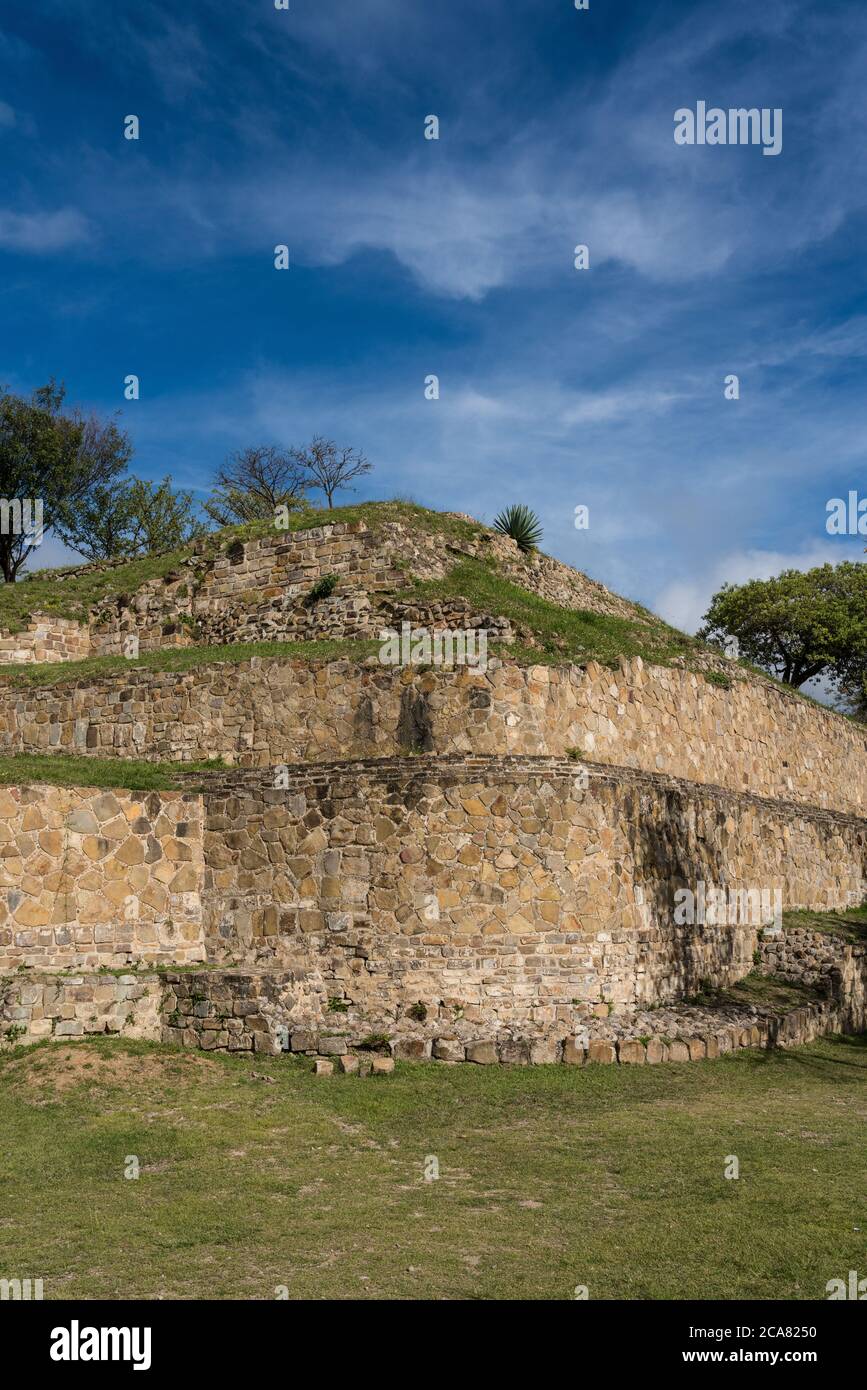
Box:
[492,503,543,553]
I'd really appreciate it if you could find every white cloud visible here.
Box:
[0,207,91,252]
[654,543,855,634]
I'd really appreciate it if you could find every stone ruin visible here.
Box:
[0,515,865,1068]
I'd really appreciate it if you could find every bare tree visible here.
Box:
[291,436,372,509]
[203,446,309,527]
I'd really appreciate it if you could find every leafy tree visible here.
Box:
[55,476,204,561]
[698,562,867,690]
[0,380,131,581]
[203,446,309,527]
[53,483,138,562]
[290,436,372,509]
[839,671,867,722]
[126,477,204,555]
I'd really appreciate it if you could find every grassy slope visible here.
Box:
[0,502,482,633]
[0,755,223,790]
[0,499,697,674]
[0,639,380,689]
[781,905,867,944]
[399,558,699,668]
[0,1033,863,1300]
[0,500,849,713]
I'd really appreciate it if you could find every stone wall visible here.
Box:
[0,786,205,971]
[2,653,865,815]
[0,762,862,1043]
[0,616,90,665]
[83,519,637,656]
[158,960,854,1066]
[0,971,161,1047]
[198,757,866,1041]
[760,926,867,1034]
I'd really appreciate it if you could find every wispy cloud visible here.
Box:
[0,207,91,252]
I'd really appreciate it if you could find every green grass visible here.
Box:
[722,972,824,1010]
[781,906,867,944]
[400,558,700,669]
[0,754,224,790]
[0,1033,863,1300]
[0,639,381,688]
[0,548,207,634]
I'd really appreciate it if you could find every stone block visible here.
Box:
[497,1038,530,1065]
[465,1041,498,1065]
[562,1037,585,1065]
[617,1040,645,1064]
[392,1037,431,1060]
[586,1040,616,1064]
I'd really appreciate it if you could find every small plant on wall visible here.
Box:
[306,573,338,605]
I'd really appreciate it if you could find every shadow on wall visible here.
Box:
[628,785,759,1001]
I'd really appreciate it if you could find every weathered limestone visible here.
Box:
[2,757,863,1039]
[0,616,90,666]
[0,972,161,1046]
[1,512,863,1069]
[2,655,865,817]
[197,758,865,1035]
[0,785,205,970]
[759,926,867,1033]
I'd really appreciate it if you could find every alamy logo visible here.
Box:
[826,491,867,535]
[0,497,43,546]
[826,1270,867,1299]
[674,102,782,156]
[378,622,488,672]
[0,1277,43,1300]
[50,1320,152,1371]
[674,882,782,930]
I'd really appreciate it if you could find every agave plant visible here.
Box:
[492,503,543,553]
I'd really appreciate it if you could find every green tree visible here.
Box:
[0,380,132,581]
[56,476,204,561]
[53,483,137,562]
[839,672,867,722]
[125,477,205,555]
[698,562,867,689]
[203,446,309,527]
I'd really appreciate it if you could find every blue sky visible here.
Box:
[1,0,866,635]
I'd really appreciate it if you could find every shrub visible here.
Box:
[492,504,543,553]
[357,1032,392,1052]
[306,573,338,605]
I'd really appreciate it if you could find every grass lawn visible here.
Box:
[0,754,224,790]
[782,906,867,944]
[0,1034,864,1300]
[0,638,381,689]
